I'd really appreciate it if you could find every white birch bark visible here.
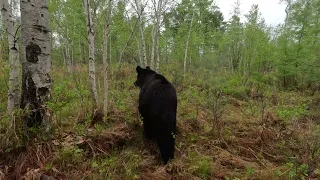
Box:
[79,40,82,65]
[184,10,194,75]
[126,7,143,66]
[152,0,163,72]
[1,0,20,115]
[65,29,72,72]
[155,25,160,72]
[66,43,72,73]
[102,0,112,115]
[189,50,192,72]
[136,36,143,66]
[134,0,147,67]
[84,0,99,107]
[20,0,52,129]
[155,13,160,73]
[62,48,66,67]
[150,23,156,69]
[109,30,112,64]
[71,40,74,67]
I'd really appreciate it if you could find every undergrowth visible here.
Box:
[0,62,319,179]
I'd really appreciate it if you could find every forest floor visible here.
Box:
[0,63,320,180]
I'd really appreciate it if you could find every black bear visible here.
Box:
[134,66,177,164]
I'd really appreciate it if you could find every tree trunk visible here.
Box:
[102,0,112,115]
[20,0,52,129]
[127,8,143,66]
[136,36,143,66]
[65,28,72,72]
[155,25,160,72]
[153,0,162,72]
[150,23,156,69]
[82,42,86,64]
[1,0,20,115]
[79,40,82,65]
[71,40,74,67]
[228,45,234,73]
[84,0,99,107]
[62,48,66,66]
[184,10,194,76]
[189,49,192,72]
[135,0,147,67]
[66,44,72,73]
[109,30,112,64]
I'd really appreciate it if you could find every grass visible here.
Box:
[0,61,320,179]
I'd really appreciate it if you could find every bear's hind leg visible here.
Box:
[143,120,154,139]
[157,132,175,164]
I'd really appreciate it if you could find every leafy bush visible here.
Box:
[277,104,308,121]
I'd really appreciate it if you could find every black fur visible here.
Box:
[135,66,177,164]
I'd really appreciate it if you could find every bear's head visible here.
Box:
[134,66,156,87]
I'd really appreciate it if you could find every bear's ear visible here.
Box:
[146,66,151,70]
[136,66,142,73]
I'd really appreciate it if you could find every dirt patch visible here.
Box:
[139,167,172,180]
[81,123,132,156]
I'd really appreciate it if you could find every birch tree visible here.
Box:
[152,0,169,72]
[103,0,112,115]
[183,10,195,75]
[224,0,243,73]
[155,0,161,72]
[1,0,20,115]
[65,40,72,73]
[84,0,99,107]
[20,0,52,128]
[150,23,156,69]
[65,32,73,73]
[134,0,147,67]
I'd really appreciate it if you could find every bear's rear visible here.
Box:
[135,66,177,164]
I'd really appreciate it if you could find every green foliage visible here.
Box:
[285,162,309,180]
[276,104,308,121]
[245,166,256,177]
[192,156,213,179]
[48,77,86,111]
[274,0,320,88]
[90,149,141,179]
[0,24,9,63]
[163,0,224,64]
[0,110,26,153]
[56,146,85,166]
[46,0,320,90]
[224,176,241,180]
